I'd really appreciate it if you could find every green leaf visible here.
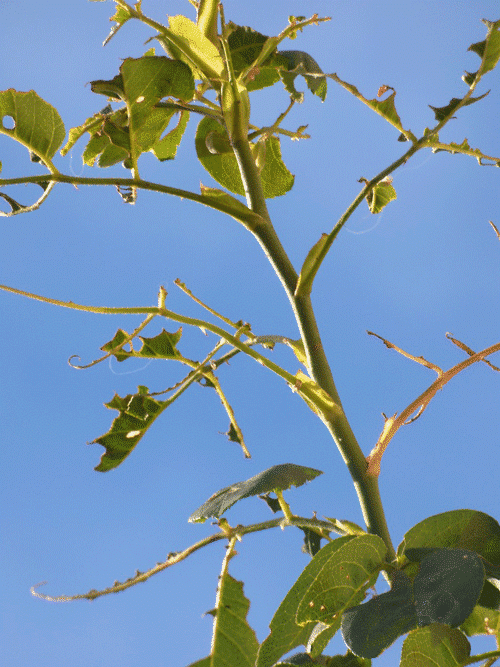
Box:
[295,535,387,626]
[210,573,259,667]
[257,537,354,667]
[400,625,471,667]
[397,509,500,566]
[460,580,500,636]
[465,19,500,82]
[91,388,168,472]
[0,89,65,165]
[195,116,294,198]
[429,91,489,122]
[186,657,211,667]
[71,57,194,168]
[278,51,327,102]
[341,572,417,659]
[413,549,484,627]
[295,233,329,298]
[227,25,281,92]
[157,15,225,81]
[257,535,385,667]
[199,185,265,229]
[328,76,404,133]
[188,463,323,522]
[365,178,397,214]
[100,328,182,362]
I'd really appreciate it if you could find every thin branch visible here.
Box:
[446,333,500,372]
[367,340,500,476]
[30,515,337,602]
[367,331,443,376]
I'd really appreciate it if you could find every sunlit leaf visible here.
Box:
[195,116,294,198]
[365,177,397,214]
[467,19,500,79]
[0,89,65,165]
[91,388,168,472]
[188,463,323,522]
[210,572,259,667]
[400,625,471,667]
[100,328,182,362]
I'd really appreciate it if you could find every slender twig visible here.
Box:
[367,340,500,476]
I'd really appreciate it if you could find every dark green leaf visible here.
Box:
[413,549,484,627]
[227,25,281,92]
[278,50,327,102]
[301,528,323,557]
[91,389,168,471]
[189,463,322,522]
[397,509,500,566]
[0,89,65,164]
[460,580,500,636]
[101,328,182,362]
[341,573,417,659]
[429,91,489,122]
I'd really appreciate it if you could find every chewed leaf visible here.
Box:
[188,463,323,522]
[365,177,397,214]
[0,89,65,165]
[101,328,182,362]
[466,19,500,81]
[329,75,404,133]
[429,91,489,122]
[278,50,327,102]
[91,388,168,472]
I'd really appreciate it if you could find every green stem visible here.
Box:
[229,125,396,558]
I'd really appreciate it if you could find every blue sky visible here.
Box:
[1,1,500,666]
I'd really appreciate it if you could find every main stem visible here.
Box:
[231,135,395,558]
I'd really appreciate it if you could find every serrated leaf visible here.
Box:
[210,573,259,667]
[195,116,294,198]
[365,178,396,214]
[400,625,471,667]
[341,572,417,659]
[328,76,404,132]
[429,91,489,122]
[101,328,182,362]
[91,389,168,471]
[188,463,322,523]
[0,89,65,165]
[413,549,484,627]
[398,509,500,566]
[278,50,327,102]
[468,20,500,78]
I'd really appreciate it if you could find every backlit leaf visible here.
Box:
[0,89,65,165]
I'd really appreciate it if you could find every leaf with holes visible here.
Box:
[0,89,65,166]
[189,463,322,523]
[91,388,168,471]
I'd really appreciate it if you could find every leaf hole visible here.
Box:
[2,115,15,130]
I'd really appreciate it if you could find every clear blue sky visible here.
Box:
[1,2,500,666]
